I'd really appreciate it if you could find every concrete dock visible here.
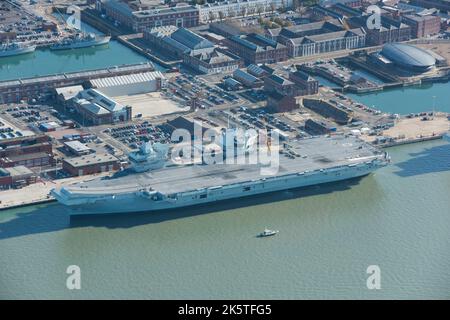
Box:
[361,114,450,147]
[0,172,114,210]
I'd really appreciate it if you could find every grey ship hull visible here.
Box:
[0,45,36,57]
[50,36,111,50]
[52,136,389,216]
[66,163,381,216]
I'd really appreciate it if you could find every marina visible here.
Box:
[0,11,162,82]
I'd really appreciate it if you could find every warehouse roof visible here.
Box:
[103,0,134,17]
[64,153,119,168]
[76,89,125,113]
[55,85,84,101]
[0,165,34,177]
[247,64,267,77]
[171,28,214,50]
[233,69,259,84]
[64,140,92,154]
[90,71,165,88]
[268,74,294,86]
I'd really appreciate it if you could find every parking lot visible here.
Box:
[0,103,70,133]
[169,73,241,109]
[103,121,171,152]
[0,114,34,140]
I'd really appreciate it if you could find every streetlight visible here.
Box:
[432,95,436,119]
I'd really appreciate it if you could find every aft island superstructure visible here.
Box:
[51,135,389,215]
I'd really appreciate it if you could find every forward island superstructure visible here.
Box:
[51,135,389,215]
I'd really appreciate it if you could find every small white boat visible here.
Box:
[258,229,279,237]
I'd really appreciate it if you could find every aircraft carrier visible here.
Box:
[51,135,390,215]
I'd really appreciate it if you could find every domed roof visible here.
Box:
[381,43,436,69]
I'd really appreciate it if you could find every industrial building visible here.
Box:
[159,116,215,140]
[246,64,270,78]
[402,14,441,38]
[233,69,263,87]
[98,0,199,32]
[0,63,154,104]
[184,48,242,75]
[0,135,53,169]
[264,74,303,97]
[71,89,132,125]
[304,119,334,135]
[55,85,84,105]
[39,121,60,133]
[62,153,120,177]
[209,22,244,38]
[144,26,215,58]
[224,77,242,90]
[226,33,288,64]
[89,71,167,97]
[0,166,37,189]
[64,141,93,156]
[266,92,298,113]
[263,69,319,112]
[410,0,450,11]
[145,27,241,74]
[289,70,319,96]
[302,98,352,125]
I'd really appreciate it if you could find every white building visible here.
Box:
[286,29,366,57]
[197,0,293,23]
[89,71,167,97]
[73,89,132,125]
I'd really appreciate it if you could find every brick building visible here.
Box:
[266,92,298,112]
[0,166,37,189]
[302,98,352,125]
[62,153,120,176]
[71,89,132,126]
[99,0,199,32]
[402,14,441,38]
[226,33,288,65]
[348,15,411,45]
[288,70,319,96]
[184,49,242,75]
[264,74,303,97]
[0,135,53,168]
[410,0,450,11]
